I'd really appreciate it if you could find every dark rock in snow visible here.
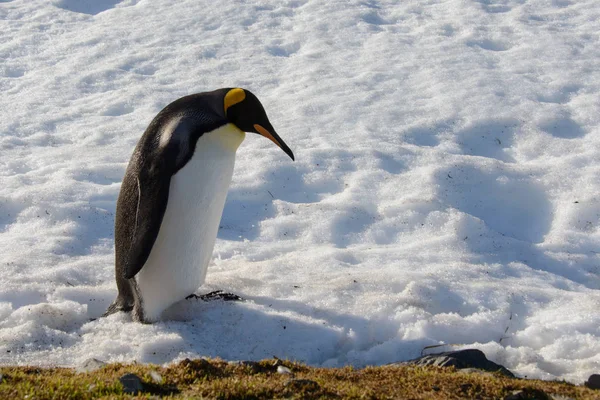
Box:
[585,374,600,390]
[76,358,107,373]
[119,373,145,394]
[397,349,515,377]
[181,357,211,367]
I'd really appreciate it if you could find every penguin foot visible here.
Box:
[186,290,243,302]
[102,299,133,317]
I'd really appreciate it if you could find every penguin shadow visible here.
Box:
[247,294,403,348]
[150,294,409,366]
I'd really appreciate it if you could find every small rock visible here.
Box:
[504,390,525,400]
[76,358,107,373]
[277,365,292,375]
[285,378,320,392]
[149,370,163,384]
[460,383,472,392]
[504,388,552,400]
[585,374,600,390]
[398,349,514,378]
[119,373,145,394]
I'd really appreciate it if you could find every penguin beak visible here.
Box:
[253,124,295,161]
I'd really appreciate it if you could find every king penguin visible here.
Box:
[103,88,294,323]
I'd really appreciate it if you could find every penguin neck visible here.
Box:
[202,123,245,152]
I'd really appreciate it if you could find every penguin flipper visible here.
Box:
[115,162,172,280]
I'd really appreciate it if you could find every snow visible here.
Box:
[1,0,599,384]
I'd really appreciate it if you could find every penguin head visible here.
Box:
[223,88,295,161]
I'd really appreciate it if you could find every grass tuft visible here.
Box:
[0,358,597,399]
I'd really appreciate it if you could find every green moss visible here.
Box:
[0,358,596,399]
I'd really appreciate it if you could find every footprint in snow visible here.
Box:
[466,39,512,52]
[54,0,141,16]
[539,116,585,139]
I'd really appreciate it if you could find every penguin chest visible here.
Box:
[135,124,245,321]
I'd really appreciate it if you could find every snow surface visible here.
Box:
[1,0,600,384]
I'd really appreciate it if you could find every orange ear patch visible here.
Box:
[224,88,246,114]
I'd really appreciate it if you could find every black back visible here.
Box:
[115,89,229,280]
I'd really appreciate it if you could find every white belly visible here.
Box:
[136,124,245,322]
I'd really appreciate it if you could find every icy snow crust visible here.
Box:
[1,0,599,384]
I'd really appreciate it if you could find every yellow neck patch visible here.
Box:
[224,88,246,114]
